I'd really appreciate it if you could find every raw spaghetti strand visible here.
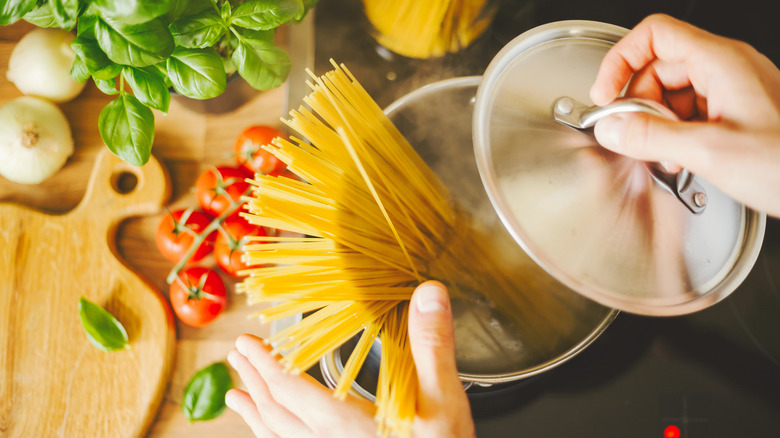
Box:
[239,61,578,437]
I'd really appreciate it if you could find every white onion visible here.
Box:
[6,28,86,103]
[0,96,74,184]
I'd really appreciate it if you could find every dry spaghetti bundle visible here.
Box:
[237,61,575,437]
[362,0,498,59]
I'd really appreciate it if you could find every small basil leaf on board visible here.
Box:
[69,56,92,83]
[71,36,112,73]
[92,61,124,81]
[94,77,119,95]
[0,0,37,26]
[22,3,59,28]
[50,0,79,30]
[122,66,171,113]
[92,0,173,25]
[183,362,233,422]
[78,297,130,352]
[166,47,226,100]
[98,93,155,166]
[96,17,175,68]
[230,0,303,30]
[169,9,226,49]
[232,37,290,91]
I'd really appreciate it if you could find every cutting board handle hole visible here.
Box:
[111,170,139,195]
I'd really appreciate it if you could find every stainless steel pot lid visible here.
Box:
[473,21,767,316]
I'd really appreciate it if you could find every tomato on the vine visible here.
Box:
[195,166,251,218]
[156,209,215,264]
[234,125,287,176]
[214,213,269,276]
[170,267,227,327]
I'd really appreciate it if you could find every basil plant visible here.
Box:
[1,0,316,166]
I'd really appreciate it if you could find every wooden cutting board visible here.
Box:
[0,149,175,438]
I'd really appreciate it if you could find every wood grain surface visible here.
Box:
[0,21,287,438]
[0,150,175,438]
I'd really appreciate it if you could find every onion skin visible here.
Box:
[6,28,87,103]
[0,96,74,184]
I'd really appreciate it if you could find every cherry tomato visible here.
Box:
[234,125,287,176]
[170,267,227,327]
[214,213,270,276]
[195,166,251,218]
[156,209,215,264]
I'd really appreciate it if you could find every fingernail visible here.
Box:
[594,115,625,150]
[414,283,447,313]
[225,391,238,412]
[589,86,605,106]
[227,349,240,369]
[236,336,249,356]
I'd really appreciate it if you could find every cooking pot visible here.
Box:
[321,76,617,395]
[321,20,765,397]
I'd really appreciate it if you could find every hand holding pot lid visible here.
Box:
[589,14,780,219]
[473,18,767,316]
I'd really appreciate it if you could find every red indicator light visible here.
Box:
[664,425,681,438]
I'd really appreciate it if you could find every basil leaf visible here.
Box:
[70,56,92,83]
[122,66,171,113]
[0,0,36,26]
[295,0,318,21]
[96,17,175,68]
[183,362,232,422]
[195,0,216,13]
[169,9,226,49]
[77,14,98,37]
[232,37,290,91]
[92,0,173,25]
[153,62,174,88]
[165,0,212,22]
[98,93,155,166]
[94,77,119,95]
[50,0,79,30]
[223,56,236,76]
[230,0,303,30]
[71,36,112,73]
[167,47,226,100]
[219,1,231,22]
[92,61,124,81]
[233,26,274,43]
[22,3,58,27]
[78,297,130,352]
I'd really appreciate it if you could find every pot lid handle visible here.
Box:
[552,96,707,214]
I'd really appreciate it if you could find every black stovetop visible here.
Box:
[311,1,780,436]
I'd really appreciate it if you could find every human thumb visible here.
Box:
[593,112,712,171]
[408,281,462,403]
